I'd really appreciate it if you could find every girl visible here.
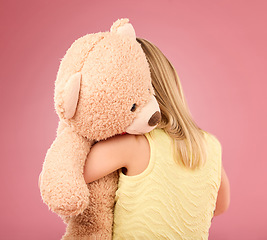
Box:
[83,38,230,239]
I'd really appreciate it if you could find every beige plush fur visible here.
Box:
[40,18,160,239]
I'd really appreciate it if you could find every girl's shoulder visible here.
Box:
[98,133,150,176]
[202,131,222,150]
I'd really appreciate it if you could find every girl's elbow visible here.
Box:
[83,166,94,183]
[214,197,230,216]
[214,166,230,216]
[214,187,231,216]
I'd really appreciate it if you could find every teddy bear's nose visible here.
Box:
[148,111,161,126]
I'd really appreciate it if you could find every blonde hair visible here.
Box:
[137,38,207,169]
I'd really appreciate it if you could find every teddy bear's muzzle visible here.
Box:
[148,111,161,126]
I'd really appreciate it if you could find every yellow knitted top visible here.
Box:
[113,128,222,240]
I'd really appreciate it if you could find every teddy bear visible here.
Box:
[39,18,161,239]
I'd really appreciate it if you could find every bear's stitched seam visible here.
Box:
[79,35,105,73]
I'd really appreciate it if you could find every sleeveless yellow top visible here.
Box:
[113,128,222,240]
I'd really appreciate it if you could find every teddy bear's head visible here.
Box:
[54,19,161,141]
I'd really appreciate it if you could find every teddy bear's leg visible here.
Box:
[61,171,119,240]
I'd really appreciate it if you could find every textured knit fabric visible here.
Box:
[113,128,222,240]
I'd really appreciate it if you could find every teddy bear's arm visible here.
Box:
[40,126,91,216]
[56,120,68,136]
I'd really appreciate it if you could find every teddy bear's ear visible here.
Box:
[110,18,136,40]
[62,72,81,119]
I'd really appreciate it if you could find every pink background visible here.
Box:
[1,0,266,239]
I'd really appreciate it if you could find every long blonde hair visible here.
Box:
[137,38,207,169]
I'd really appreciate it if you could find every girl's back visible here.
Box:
[83,37,230,239]
[113,128,221,239]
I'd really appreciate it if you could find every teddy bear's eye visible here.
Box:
[131,103,137,112]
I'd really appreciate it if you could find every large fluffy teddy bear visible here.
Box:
[39,18,161,239]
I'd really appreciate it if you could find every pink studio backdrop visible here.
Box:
[1,0,266,239]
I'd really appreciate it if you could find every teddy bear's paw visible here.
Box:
[53,199,90,217]
[41,183,90,216]
[49,193,90,216]
[41,184,90,216]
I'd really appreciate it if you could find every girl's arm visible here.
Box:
[83,134,136,183]
[214,166,230,216]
